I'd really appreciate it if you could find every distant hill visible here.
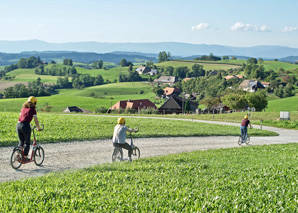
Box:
[1,40,298,59]
[0,51,157,66]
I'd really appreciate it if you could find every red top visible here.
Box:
[18,107,37,123]
[241,119,250,126]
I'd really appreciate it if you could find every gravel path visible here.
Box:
[1,118,298,183]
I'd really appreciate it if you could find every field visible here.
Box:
[266,95,298,112]
[1,143,298,211]
[0,112,276,147]
[0,82,157,112]
[156,60,242,71]
[5,68,57,83]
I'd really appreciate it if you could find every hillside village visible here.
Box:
[0,53,297,114]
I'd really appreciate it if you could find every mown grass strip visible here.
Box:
[0,112,276,147]
[1,143,298,211]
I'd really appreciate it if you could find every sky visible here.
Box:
[1,0,298,47]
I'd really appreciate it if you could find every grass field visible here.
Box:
[5,68,58,83]
[1,143,298,211]
[266,95,298,112]
[0,82,157,112]
[156,61,242,71]
[0,112,276,147]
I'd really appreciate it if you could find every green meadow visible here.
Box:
[1,143,298,211]
[0,82,156,112]
[0,112,276,147]
[266,95,298,112]
[156,60,242,71]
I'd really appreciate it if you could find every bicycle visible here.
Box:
[238,135,250,145]
[112,127,140,162]
[10,124,45,170]
[238,125,252,145]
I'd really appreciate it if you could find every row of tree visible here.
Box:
[35,64,78,76]
[3,78,54,98]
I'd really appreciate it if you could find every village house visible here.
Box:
[154,76,176,86]
[148,69,158,75]
[136,67,150,75]
[261,82,270,87]
[239,80,265,92]
[158,96,198,114]
[163,87,181,97]
[108,99,157,113]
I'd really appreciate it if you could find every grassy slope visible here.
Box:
[0,82,157,112]
[266,95,298,112]
[1,143,298,211]
[156,60,242,71]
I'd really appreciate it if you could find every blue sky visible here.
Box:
[1,0,298,47]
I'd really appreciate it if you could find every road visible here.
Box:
[1,119,297,182]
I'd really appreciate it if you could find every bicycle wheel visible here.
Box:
[34,147,45,166]
[238,136,243,145]
[11,148,23,169]
[132,146,140,160]
[246,136,250,145]
[112,148,123,162]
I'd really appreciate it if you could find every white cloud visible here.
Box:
[282,26,298,32]
[231,22,271,32]
[191,23,209,31]
[37,24,44,28]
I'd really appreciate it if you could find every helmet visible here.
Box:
[28,96,38,105]
[244,115,248,119]
[118,117,125,124]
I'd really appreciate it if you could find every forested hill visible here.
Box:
[1,40,298,59]
[0,51,157,66]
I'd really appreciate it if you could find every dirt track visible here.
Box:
[1,119,297,183]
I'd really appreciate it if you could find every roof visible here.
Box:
[224,75,244,80]
[109,99,157,110]
[63,106,93,113]
[158,96,198,113]
[261,82,270,85]
[154,76,176,83]
[183,78,192,82]
[136,67,146,71]
[239,80,265,90]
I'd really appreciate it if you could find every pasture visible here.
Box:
[156,60,242,71]
[0,82,156,112]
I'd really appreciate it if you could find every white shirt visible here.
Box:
[112,124,128,144]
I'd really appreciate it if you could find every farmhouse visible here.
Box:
[63,106,93,113]
[158,96,198,114]
[148,69,158,75]
[163,87,181,97]
[261,82,270,87]
[239,80,265,92]
[136,67,150,75]
[108,99,157,112]
[154,76,176,85]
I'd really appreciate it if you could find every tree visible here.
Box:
[258,58,264,64]
[120,59,127,67]
[283,83,295,97]
[155,88,164,97]
[63,59,73,66]
[158,51,170,63]
[247,58,258,65]
[222,56,229,60]
[222,93,247,110]
[245,90,268,111]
